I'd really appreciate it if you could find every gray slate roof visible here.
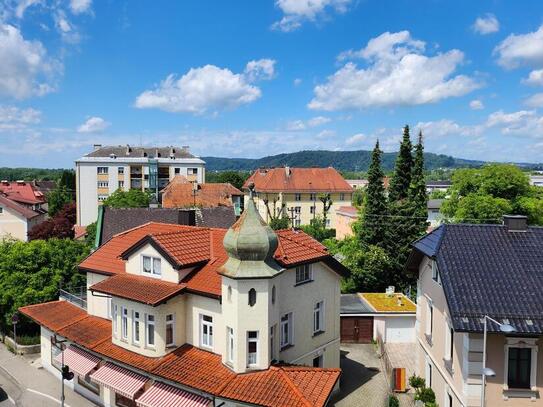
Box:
[411,224,543,334]
[85,146,194,159]
[340,294,374,314]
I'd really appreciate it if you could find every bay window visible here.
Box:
[132,311,140,344]
[146,314,155,347]
[166,314,175,347]
[121,307,128,340]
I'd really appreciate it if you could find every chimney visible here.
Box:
[126,144,131,155]
[285,166,291,177]
[503,215,528,232]
[93,144,102,151]
[385,286,395,297]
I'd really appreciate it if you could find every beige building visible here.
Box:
[75,145,206,226]
[335,206,358,239]
[0,195,47,241]
[243,167,353,229]
[21,190,348,407]
[408,216,543,407]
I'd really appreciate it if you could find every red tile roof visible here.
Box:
[90,274,186,306]
[244,167,353,193]
[79,223,336,298]
[0,195,41,220]
[162,176,242,208]
[20,301,339,407]
[0,181,45,205]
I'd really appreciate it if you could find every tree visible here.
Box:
[356,141,388,248]
[29,202,76,240]
[408,131,429,236]
[47,185,73,217]
[319,193,333,226]
[0,238,89,335]
[102,189,151,208]
[301,216,335,242]
[58,170,76,192]
[269,217,290,230]
[388,125,413,202]
[211,171,248,190]
[352,188,365,207]
[453,194,513,223]
[85,222,97,247]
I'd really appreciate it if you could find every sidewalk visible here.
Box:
[0,342,96,407]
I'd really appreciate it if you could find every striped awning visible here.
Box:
[136,382,209,407]
[53,345,101,377]
[90,362,147,399]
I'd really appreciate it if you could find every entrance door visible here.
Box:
[341,317,373,343]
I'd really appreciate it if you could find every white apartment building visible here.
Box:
[76,145,206,226]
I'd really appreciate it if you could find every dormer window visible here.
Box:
[142,255,161,277]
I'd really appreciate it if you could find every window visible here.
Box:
[271,286,276,305]
[118,180,124,189]
[270,325,276,361]
[146,314,155,347]
[201,315,213,349]
[313,301,325,334]
[248,288,257,307]
[121,307,128,340]
[310,206,315,214]
[98,194,108,202]
[425,359,432,388]
[309,193,316,201]
[142,256,161,276]
[133,311,140,344]
[294,193,301,201]
[97,167,108,174]
[227,286,232,302]
[174,168,181,174]
[113,304,118,336]
[107,297,112,319]
[280,313,293,349]
[247,331,258,367]
[227,327,234,364]
[118,167,124,174]
[188,168,198,175]
[78,375,100,395]
[97,181,109,189]
[446,324,454,362]
[313,355,323,368]
[340,193,345,200]
[445,391,453,407]
[425,298,433,338]
[0,207,3,214]
[508,348,532,389]
[325,218,331,228]
[295,264,312,284]
[294,206,301,214]
[431,260,441,284]
[166,314,175,347]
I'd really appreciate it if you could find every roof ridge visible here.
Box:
[277,230,327,254]
[277,368,313,407]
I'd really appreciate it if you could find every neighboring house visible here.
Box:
[21,192,348,407]
[407,215,543,407]
[161,175,243,214]
[75,145,206,226]
[96,206,237,246]
[340,290,416,344]
[427,199,443,228]
[346,179,368,189]
[0,194,47,241]
[244,167,353,229]
[0,180,47,211]
[426,180,452,194]
[335,206,358,239]
[530,175,543,187]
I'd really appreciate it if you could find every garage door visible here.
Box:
[385,317,415,343]
[341,317,373,343]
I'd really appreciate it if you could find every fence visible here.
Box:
[59,286,87,309]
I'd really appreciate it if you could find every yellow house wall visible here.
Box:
[87,272,110,319]
[0,206,28,240]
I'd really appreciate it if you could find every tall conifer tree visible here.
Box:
[388,125,413,202]
[409,131,429,236]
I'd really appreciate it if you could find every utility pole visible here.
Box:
[54,338,73,407]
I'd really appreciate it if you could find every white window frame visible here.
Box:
[503,337,538,391]
[340,193,345,201]
[97,167,108,174]
[166,314,175,347]
[107,297,112,319]
[445,319,453,362]
[431,260,441,285]
[295,264,313,284]
[294,193,301,201]
[121,307,128,340]
[270,325,275,361]
[280,312,293,349]
[132,311,140,345]
[145,314,155,347]
[425,297,433,337]
[200,314,213,349]
[247,331,258,367]
[98,194,108,202]
[227,327,234,364]
[309,193,316,201]
[425,357,432,388]
[113,304,118,336]
[97,181,109,188]
[118,180,124,189]
[118,167,124,174]
[313,300,325,334]
[141,255,161,277]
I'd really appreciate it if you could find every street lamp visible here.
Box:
[481,316,516,407]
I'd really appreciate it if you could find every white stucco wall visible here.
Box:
[0,205,28,241]
[87,272,111,319]
[125,244,181,283]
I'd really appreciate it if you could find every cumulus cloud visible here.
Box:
[469,99,484,110]
[0,105,41,131]
[69,0,92,14]
[524,93,543,108]
[472,14,499,35]
[494,25,543,69]
[486,109,543,137]
[286,116,331,130]
[135,61,275,115]
[0,24,60,99]
[345,133,367,145]
[309,31,480,111]
[316,129,335,139]
[415,119,480,138]
[77,116,110,133]
[272,0,352,32]
[523,69,543,86]
[293,78,302,86]
[14,0,43,18]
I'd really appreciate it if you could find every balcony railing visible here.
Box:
[59,286,87,310]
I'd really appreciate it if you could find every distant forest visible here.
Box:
[0,167,69,181]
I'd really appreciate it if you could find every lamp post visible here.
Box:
[481,316,516,407]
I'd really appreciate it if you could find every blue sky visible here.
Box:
[1,0,543,168]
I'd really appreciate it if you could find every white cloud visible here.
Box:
[309,31,480,110]
[286,116,331,130]
[0,105,41,131]
[469,99,484,110]
[134,63,269,115]
[14,0,43,18]
[472,14,499,35]
[415,119,480,138]
[244,59,276,82]
[272,0,352,32]
[486,109,543,137]
[286,120,306,131]
[69,0,92,14]
[345,133,367,145]
[523,69,543,86]
[494,25,543,69]
[77,116,110,133]
[524,93,543,108]
[307,116,331,127]
[316,129,335,139]
[0,24,60,99]
[293,78,302,86]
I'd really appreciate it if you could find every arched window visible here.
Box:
[227,286,232,302]
[272,286,276,305]
[248,288,257,307]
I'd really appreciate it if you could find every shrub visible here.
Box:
[409,374,426,390]
[415,387,436,404]
[388,394,399,407]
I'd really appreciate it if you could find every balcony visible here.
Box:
[59,286,87,310]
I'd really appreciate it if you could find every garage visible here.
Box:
[341,316,374,343]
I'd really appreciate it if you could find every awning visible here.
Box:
[90,362,147,399]
[53,345,101,377]
[136,382,209,407]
